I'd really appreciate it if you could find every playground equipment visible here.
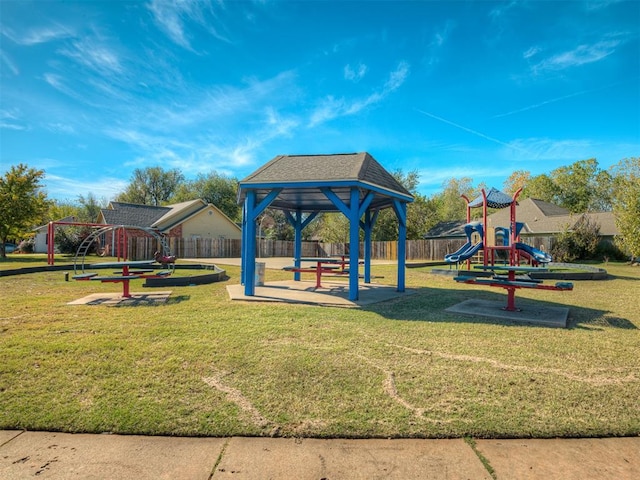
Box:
[71,225,175,298]
[446,188,551,269]
[444,222,484,264]
[448,188,573,311]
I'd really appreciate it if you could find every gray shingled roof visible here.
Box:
[239,152,413,212]
[101,202,170,227]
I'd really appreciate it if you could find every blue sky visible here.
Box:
[1,0,639,202]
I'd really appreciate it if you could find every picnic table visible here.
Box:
[282,257,341,288]
[73,260,171,298]
[453,265,573,311]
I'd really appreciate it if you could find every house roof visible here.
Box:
[423,220,467,238]
[486,198,618,235]
[238,152,413,212]
[100,202,170,227]
[99,199,241,233]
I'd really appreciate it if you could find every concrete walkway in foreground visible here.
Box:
[1,431,638,479]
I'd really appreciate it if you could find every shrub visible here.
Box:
[551,215,600,262]
[17,238,34,253]
[55,227,98,255]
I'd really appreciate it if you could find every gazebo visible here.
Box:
[237,152,414,301]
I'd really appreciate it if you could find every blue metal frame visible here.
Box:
[240,180,411,301]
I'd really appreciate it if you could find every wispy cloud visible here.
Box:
[310,61,410,126]
[59,38,123,75]
[147,0,229,50]
[531,35,626,74]
[46,123,76,135]
[1,23,73,45]
[344,63,367,82]
[586,0,624,11]
[508,137,596,161]
[0,49,19,75]
[523,46,541,59]
[488,0,520,20]
[45,173,128,200]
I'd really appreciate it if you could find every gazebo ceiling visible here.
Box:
[238,152,413,212]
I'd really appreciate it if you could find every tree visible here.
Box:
[171,171,241,221]
[550,159,608,213]
[0,164,50,257]
[521,173,556,203]
[503,170,531,196]
[610,157,640,260]
[77,193,108,222]
[116,167,184,206]
[433,177,476,222]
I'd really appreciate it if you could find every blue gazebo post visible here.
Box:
[242,188,281,296]
[242,191,257,295]
[348,187,361,301]
[362,210,372,283]
[358,194,376,284]
[394,199,407,292]
[285,209,318,282]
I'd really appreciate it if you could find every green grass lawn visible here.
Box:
[1,255,639,439]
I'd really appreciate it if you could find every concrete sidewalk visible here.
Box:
[1,431,638,479]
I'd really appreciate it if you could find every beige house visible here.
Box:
[485,198,619,239]
[98,199,242,240]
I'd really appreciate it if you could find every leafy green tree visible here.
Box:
[550,159,610,213]
[503,170,531,197]
[47,199,81,223]
[432,177,476,222]
[610,157,640,259]
[116,167,184,206]
[521,173,556,203]
[0,164,50,257]
[77,193,108,222]
[371,169,426,240]
[171,171,240,221]
[317,212,351,243]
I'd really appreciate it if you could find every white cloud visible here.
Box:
[507,138,596,161]
[46,123,76,135]
[310,61,410,127]
[147,0,229,50]
[44,173,129,201]
[531,37,624,74]
[344,63,367,82]
[523,46,540,59]
[0,49,19,75]
[1,23,73,46]
[59,39,123,75]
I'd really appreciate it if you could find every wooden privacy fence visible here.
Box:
[126,236,555,262]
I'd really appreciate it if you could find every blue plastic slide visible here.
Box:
[445,241,484,263]
[515,242,552,264]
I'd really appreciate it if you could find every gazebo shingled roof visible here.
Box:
[238,152,413,212]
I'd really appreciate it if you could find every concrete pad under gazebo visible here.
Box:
[237,153,414,301]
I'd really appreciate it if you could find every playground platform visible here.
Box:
[227,280,415,307]
[446,298,570,328]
